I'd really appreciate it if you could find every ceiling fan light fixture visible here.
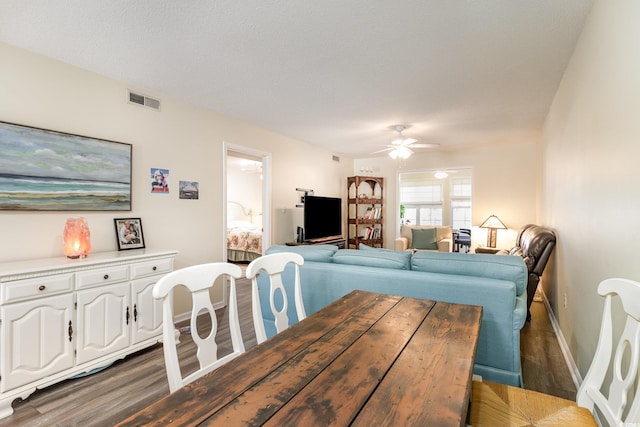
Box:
[391,136,404,146]
[434,171,448,179]
[389,146,413,160]
[400,146,413,158]
[378,123,434,158]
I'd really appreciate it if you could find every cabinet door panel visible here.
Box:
[1,294,74,392]
[131,277,163,344]
[76,283,130,364]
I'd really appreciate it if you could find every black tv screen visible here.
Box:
[303,196,342,241]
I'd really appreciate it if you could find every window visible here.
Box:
[401,205,444,226]
[451,177,472,229]
[399,175,443,225]
[399,170,472,229]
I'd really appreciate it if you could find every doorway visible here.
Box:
[222,143,271,267]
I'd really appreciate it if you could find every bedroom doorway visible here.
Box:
[223,143,271,268]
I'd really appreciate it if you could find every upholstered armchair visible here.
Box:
[394,225,453,252]
[498,224,556,320]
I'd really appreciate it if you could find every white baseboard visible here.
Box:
[537,288,583,390]
[173,311,190,324]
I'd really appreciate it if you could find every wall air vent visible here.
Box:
[332,155,340,162]
[128,90,161,111]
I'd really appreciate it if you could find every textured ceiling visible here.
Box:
[0,1,593,158]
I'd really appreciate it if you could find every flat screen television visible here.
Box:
[303,195,342,242]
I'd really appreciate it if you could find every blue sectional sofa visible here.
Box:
[257,244,528,386]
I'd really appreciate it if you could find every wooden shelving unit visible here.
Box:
[347,176,384,249]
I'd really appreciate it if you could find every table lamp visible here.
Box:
[479,215,507,248]
[63,217,92,258]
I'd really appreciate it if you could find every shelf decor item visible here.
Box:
[63,217,92,258]
[114,218,145,250]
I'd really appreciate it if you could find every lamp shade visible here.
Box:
[63,217,91,258]
[479,215,507,230]
[479,215,506,248]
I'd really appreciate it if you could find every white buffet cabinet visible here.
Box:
[0,249,178,419]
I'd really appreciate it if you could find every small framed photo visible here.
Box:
[114,218,145,250]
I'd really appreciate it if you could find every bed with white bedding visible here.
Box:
[227,201,262,262]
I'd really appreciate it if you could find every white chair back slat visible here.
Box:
[190,289,218,368]
[269,274,289,335]
[246,252,305,344]
[153,262,245,393]
[577,277,640,426]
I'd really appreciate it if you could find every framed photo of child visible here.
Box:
[114,218,145,250]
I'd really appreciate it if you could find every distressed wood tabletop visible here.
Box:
[117,290,482,427]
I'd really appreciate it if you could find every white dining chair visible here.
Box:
[470,277,640,426]
[153,262,245,393]
[246,252,305,344]
[576,277,640,425]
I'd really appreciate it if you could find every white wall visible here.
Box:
[0,42,353,313]
[355,137,539,250]
[542,0,640,376]
[227,160,262,224]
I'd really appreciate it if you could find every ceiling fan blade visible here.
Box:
[408,142,440,149]
[392,137,418,146]
[371,147,393,154]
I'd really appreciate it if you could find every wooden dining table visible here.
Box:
[117,290,482,427]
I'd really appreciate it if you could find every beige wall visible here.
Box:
[542,0,640,377]
[0,42,353,314]
[354,137,539,250]
[227,158,263,225]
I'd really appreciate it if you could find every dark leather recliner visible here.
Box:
[499,224,556,320]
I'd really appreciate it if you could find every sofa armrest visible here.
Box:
[394,237,409,251]
[438,238,453,252]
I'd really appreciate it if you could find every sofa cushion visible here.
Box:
[411,228,438,250]
[265,244,337,262]
[411,251,527,296]
[359,243,394,252]
[333,248,411,270]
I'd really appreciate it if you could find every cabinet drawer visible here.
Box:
[131,258,173,279]
[76,265,129,289]
[1,274,74,304]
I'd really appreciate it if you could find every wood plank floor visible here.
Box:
[0,279,575,426]
[521,291,577,400]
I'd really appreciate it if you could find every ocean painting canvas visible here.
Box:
[0,121,132,211]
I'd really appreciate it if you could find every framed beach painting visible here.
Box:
[0,121,132,211]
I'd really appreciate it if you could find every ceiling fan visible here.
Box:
[375,124,439,159]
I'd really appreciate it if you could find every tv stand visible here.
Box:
[286,237,345,249]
